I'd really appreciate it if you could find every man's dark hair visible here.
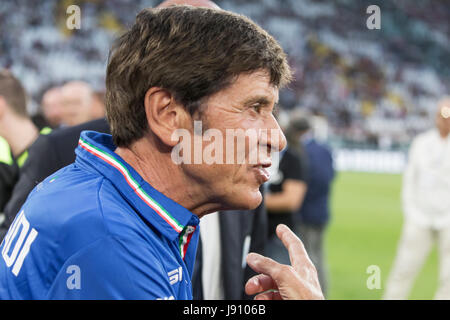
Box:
[0,69,28,118]
[106,5,292,147]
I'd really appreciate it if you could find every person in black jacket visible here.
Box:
[0,137,17,214]
[1,117,267,299]
[264,115,309,265]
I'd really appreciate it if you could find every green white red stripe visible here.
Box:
[78,138,184,233]
[179,226,196,259]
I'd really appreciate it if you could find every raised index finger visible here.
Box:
[276,224,311,269]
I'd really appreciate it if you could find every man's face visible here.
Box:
[436,103,450,136]
[180,70,286,212]
[42,89,63,127]
[60,84,92,126]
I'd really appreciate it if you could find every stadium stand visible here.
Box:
[0,0,448,153]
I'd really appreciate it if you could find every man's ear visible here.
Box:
[144,87,190,147]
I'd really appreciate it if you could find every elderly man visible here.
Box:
[384,97,450,300]
[59,81,105,127]
[41,86,64,128]
[42,82,105,128]
[0,6,322,300]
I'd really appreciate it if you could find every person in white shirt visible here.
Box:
[384,97,450,300]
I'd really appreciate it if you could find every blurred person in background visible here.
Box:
[384,96,450,300]
[40,81,105,129]
[58,81,105,127]
[264,113,309,265]
[294,113,335,297]
[0,70,40,211]
[41,86,64,128]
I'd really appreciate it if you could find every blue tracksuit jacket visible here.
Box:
[0,131,200,299]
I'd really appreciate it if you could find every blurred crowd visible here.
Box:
[230,0,449,151]
[0,0,448,151]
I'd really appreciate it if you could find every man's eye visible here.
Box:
[252,104,262,113]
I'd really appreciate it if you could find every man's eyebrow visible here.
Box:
[242,96,274,107]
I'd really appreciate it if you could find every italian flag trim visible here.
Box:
[78,138,184,234]
[179,225,196,260]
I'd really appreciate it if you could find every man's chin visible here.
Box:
[226,188,263,211]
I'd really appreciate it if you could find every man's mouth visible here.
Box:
[253,160,272,183]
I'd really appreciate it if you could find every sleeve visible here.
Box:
[46,236,175,300]
[0,162,17,212]
[281,150,308,183]
[325,146,335,182]
[1,135,59,240]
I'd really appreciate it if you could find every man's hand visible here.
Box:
[245,224,324,300]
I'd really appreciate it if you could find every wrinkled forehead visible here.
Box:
[216,70,278,104]
[62,83,92,99]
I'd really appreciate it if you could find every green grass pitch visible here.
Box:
[325,171,439,300]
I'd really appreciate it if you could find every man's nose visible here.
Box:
[265,114,287,153]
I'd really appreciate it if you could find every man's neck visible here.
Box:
[0,115,38,158]
[115,136,222,218]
